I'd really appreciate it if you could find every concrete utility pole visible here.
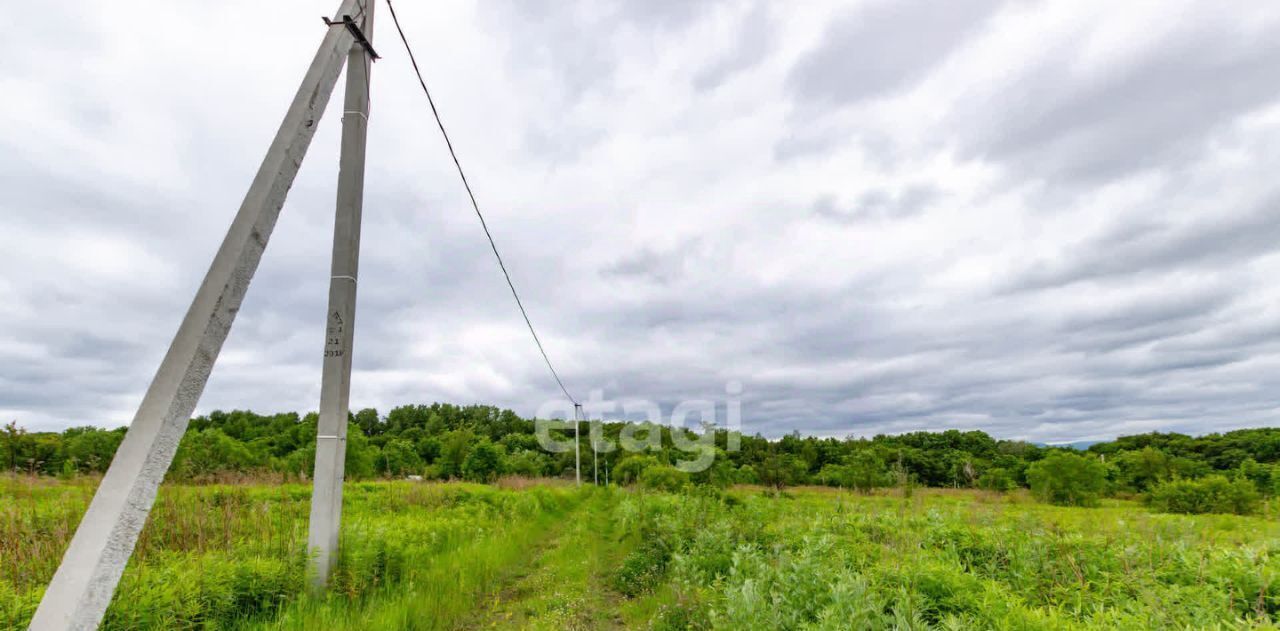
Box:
[574,403,582,486]
[28,2,364,629]
[307,0,375,591]
[592,419,598,485]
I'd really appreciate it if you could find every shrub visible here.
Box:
[639,465,690,492]
[1026,452,1106,506]
[172,428,259,478]
[819,452,892,492]
[1146,475,1260,515]
[614,455,660,485]
[380,439,423,477]
[462,441,505,482]
[504,449,550,478]
[612,538,673,597]
[977,467,1016,492]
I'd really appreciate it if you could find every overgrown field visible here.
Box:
[2,477,1277,630]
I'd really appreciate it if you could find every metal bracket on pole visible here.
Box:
[323,15,380,61]
[28,2,364,629]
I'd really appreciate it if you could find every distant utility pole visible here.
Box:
[592,419,598,485]
[574,403,582,486]
[28,2,367,629]
[308,0,376,591]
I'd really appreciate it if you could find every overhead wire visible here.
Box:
[383,0,580,407]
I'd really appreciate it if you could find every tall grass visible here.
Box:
[611,487,1280,630]
[3,477,1276,630]
[0,475,580,629]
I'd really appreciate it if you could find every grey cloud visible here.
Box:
[1007,194,1280,291]
[813,184,939,222]
[601,239,704,285]
[956,18,1280,182]
[6,0,1280,444]
[1051,285,1236,352]
[484,0,716,101]
[786,0,1005,107]
[693,3,774,92]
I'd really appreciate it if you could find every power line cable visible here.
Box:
[384,0,579,406]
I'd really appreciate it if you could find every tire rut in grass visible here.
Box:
[464,492,626,630]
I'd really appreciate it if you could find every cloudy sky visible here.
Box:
[4,0,1280,442]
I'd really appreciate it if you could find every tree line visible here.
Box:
[4,405,1278,513]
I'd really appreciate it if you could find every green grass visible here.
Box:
[467,488,628,630]
[0,477,580,630]
[2,478,1277,629]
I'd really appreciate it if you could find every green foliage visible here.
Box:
[379,439,423,477]
[616,487,1280,630]
[505,449,551,477]
[9,403,1280,505]
[2,421,27,471]
[172,428,259,478]
[343,423,378,479]
[1027,451,1107,506]
[1238,458,1276,496]
[0,479,579,630]
[826,450,893,492]
[4,477,1279,629]
[1146,475,1261,515]
[461,441,504,482]
[612,538,673,597]
[639,465,690,492]
[758,453,808,489]
[63,427,126,473]
[614,455,660,485]
[977,467,1016,492]
[437,429,473,479]
[1111,446,1173,492]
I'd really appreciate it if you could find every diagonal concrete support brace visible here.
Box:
[29,1,363,628]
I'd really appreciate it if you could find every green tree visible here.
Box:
[462,441,505,482]
[3,421,26,471]
[1026,451,1107,507]
[1112,447,1172,492]
[1237,458,1274,496]
[172,428,257,478]
[381,439,423,477]
[978,467,1016,492]
[64,427,125,473]
[506,450,551,477]
[438,430,473,479]
[353,408,381,436]
[758,453,808,489]
[344,423,377,479]
[843,451,892,492]
[614,455,659,485]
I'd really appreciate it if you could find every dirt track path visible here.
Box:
[464,491,627,630]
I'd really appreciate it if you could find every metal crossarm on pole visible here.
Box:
[28,2,363,628]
